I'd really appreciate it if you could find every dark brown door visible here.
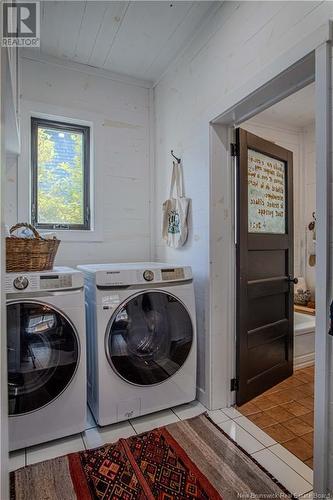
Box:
[236,128,294,406]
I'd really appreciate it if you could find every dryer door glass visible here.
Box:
[7,302,79,415]
[107,291,193,385]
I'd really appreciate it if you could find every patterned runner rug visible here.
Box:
[10,414,295,499]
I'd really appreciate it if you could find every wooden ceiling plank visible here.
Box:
[72,2,110,65]
[103,1,192,77]
[144,2,218,81]
[40,1,62,57]
[56,1,87,60]
[87,1,130,68]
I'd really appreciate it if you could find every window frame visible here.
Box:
[31,117,91,231]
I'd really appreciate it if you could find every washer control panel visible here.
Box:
[40,274,72,289]
[6,274,39,292]
[13,276,29,290]
[6,268,83,294]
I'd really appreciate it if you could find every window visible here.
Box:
[31,117,90,230]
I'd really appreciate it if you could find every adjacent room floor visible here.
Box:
[237,366,314,468]
[9,397,313,498]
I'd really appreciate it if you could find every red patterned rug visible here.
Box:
[11,414,295,499]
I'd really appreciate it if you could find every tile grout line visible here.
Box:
[171,408,178,418]
[250,449,313,494]
[81,432,88,450]
[221,422,267,453]
[232,414,276,446]
[85,424,97,431]
[228,413,313,485]
[236,366,314,479]
[170,408,182,420]
[128,419,138,435]
[266,444,313,485]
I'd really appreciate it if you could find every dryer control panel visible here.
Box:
[161,268,185,281]
[78,263,193,287]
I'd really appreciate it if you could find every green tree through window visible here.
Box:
[31,118,90,230]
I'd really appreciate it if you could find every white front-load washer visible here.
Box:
[6,267,86,451]
[78,263,196,426]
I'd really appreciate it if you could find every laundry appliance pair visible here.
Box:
[6,262,197,450]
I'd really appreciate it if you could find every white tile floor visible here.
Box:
[9,401,313,498]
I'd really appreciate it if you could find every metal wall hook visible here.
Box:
[308,212,316,231]
[171,150,181,164]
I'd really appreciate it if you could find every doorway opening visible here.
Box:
[236,83,316,470]
[209,45,331,494]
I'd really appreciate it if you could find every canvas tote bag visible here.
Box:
[162,162,190,248]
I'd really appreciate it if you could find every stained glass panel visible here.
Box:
[248,149,286,234]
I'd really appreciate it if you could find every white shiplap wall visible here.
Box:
[9,55,152,267]
[153,1,333,491]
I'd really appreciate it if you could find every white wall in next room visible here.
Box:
[7,54,153,267]
[303,122,316,295]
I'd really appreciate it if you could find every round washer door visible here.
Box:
[7,301,79,416]
[106,290,193,386]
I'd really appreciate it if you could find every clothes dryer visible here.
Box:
[78,263,196,426]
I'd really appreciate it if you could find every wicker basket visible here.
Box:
[294,289,312,306]
[6,223,60,273]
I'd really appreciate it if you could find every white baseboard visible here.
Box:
[294,353,315,369]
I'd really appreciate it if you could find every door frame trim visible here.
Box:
[313,41,331,492]
[0,42,9,499]
[208,28,332,494]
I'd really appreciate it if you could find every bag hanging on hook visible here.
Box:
[162,161,190,248]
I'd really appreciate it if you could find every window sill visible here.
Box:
[42,228,103,243]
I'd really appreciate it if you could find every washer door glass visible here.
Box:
[107,291,193,385]
[7,302,79,416]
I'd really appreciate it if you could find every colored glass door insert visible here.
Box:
[248,149,286,234]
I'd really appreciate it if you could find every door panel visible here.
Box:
[248,250,285,280]
[7,301,79,415]
[248,293,286,330]
[236,128,294,405]
[247,319,288,349]
[247,337,287,379]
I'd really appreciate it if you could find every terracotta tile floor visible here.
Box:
[237,365,314,469]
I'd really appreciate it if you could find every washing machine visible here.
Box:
[6,267,86,451]
[78,262,196,426]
